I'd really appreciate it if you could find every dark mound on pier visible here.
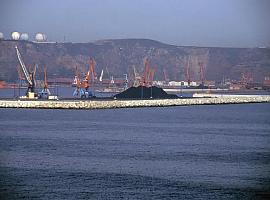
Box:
[114,86,178,99]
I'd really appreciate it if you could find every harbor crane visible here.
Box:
[123,74,128,90]
[99,69,104,82]
[73,58,96,98]
[15,46,38,99]
[39,67,51,98]
[141,58,150,86]
[89,58,97,83]
[140,58,155,87]
[73,67,92,98]
[198,62,205,86]
[149,68,155,86]
[133,66,141,87]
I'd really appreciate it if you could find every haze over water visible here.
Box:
[0,104,270,199]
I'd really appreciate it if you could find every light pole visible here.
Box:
[141,86,143,99]
[180,81,184,97]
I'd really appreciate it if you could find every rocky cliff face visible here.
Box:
[0,39,269,82]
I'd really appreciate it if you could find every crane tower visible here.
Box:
[15,46,38,99]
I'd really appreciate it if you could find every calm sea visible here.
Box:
[0,104,270,199]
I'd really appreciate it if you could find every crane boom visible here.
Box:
[15,46,32,85]
[99,69,104,82]
[198,62,205,84]
[142,58,150,86]
[89,58,97,82]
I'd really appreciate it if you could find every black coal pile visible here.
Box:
[114,86,178,99]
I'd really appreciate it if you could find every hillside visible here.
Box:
[0,39,269,82]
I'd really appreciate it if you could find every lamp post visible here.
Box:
[180,81,184,97]
[141,86,143,99]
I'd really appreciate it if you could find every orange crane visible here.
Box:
[89,58,97,83]
[39,67,51,98]
[82,68,91,90]
[142,58,150,86]
[148,68,155,86]
[198,62,205,85]
[73,58,96,98]
[140,58,155,87]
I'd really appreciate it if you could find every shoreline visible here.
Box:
[0,95,270,110]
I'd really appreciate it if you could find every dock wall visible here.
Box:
[0,95,270,110]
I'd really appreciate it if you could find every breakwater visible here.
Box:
[0,95,270,109]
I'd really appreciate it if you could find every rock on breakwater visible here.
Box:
[0,96,270,110]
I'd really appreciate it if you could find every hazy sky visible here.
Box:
[0,0,269,47]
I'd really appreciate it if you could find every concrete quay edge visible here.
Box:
[0,96,270,110]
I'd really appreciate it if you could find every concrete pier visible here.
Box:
[0,95,269,110]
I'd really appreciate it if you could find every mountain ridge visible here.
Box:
[0,39,269,82]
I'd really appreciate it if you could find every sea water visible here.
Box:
[0,104,269,199]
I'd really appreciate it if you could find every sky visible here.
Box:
[0,0,269,47]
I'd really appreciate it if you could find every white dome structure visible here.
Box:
[35,33,47,42]
[20,33,29,40]
[0,32,4,40]
[11,31,20,40]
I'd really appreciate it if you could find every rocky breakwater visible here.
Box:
[0,95,270,110]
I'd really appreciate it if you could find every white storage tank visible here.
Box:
[11,31,20,40]
[35,33,47,42]
[20,33,29,40]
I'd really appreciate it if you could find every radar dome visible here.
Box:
[11,31,20,40]
[20,33,29,40]
[35,33,47,42]
[0,32,4,40]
